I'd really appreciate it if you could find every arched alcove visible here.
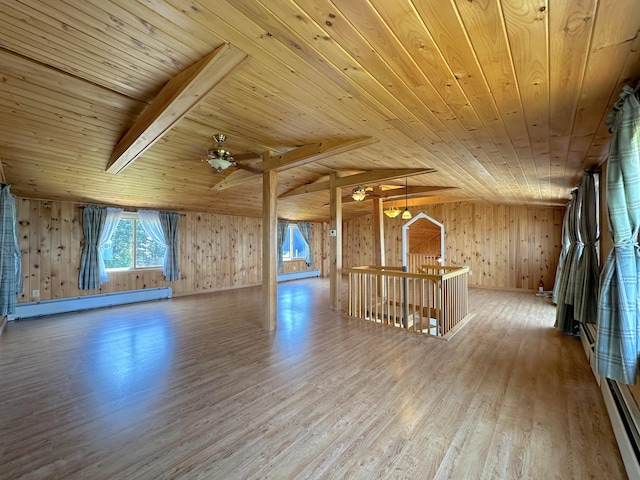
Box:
[401,213,444,269]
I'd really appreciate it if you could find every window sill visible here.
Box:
[106,267,163,273]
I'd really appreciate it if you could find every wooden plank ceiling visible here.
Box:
[0,0,639,222]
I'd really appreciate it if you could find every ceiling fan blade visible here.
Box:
[234,162,263,174]
[232,152,262,162]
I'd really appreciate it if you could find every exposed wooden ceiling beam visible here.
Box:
[279,168,436,198]
[261,137,377,171]
[107,43,248,174]
[409,195,477,206]
[379,185,457,198]
[212,137,377,191]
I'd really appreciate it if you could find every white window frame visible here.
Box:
[282,224,308,262]
[104,212,164,272]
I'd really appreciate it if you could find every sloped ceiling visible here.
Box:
[0,0,639,222]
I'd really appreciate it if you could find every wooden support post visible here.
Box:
[329,173,342,311]
[262,170,277,331]
[372,197,385,299]
[372,197,385,266]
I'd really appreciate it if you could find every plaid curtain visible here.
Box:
[78,206,122,289]
[553,200,571,304]
[0,185,22,315]
[573,172,600,324]
[297,222,314,267]
[555,189,583,334]
[596,85,640,384]
[78,205,107,290]
[276,220,288,270]
[159,211,180,281]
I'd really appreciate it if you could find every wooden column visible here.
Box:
[262,170,277,331]
[329,173,342,311]
[372,197,385,266]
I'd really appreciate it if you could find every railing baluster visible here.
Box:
[374,273,379,324]
[419,278,424,334]
[366,273,371,321]
[346,265,469,337]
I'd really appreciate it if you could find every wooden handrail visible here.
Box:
[346,264,472,339]
[347,264,469,281]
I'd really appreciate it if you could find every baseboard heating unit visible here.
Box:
[580,323,640,479]
[8,287,172,321]
[277,269,320,282]
[602,377,640,479]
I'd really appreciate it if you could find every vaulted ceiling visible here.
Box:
[1,0,638,222]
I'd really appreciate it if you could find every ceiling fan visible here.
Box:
[345,184,457,202]
[347,185,410,202]
[202,134,262,174]
[349,185,377,202]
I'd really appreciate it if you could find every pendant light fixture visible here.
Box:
[384,200,401,218]
[402,177,412,219]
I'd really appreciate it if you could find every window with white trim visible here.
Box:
[282,224,309,261]
[102,213,166,270]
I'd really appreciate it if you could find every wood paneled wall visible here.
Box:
[343,202,564,291]
[17,196,559,301]
[17,198,329,303]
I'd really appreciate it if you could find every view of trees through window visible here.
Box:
[282,224,308,260]
[102,218,166,270]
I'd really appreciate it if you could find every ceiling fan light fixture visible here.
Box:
[207,157,235,173]
[205,134,236,172]
[352,186,367,202]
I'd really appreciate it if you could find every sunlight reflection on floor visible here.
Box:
[274,282,313,358]
[82,310,174,434]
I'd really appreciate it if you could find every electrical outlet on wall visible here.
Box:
[32,290,39,297]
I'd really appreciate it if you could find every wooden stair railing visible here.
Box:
[346,264,472,339]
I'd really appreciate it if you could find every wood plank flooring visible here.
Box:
[0,279,627,479]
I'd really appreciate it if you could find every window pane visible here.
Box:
[282,228,291,259]
[103,219,133,269]
[135,223,166,268]
[292,228,307,259]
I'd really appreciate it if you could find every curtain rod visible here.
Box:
[81,204,186,216]
[15,196,185,216]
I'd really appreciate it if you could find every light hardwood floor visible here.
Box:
[0,279,626,479]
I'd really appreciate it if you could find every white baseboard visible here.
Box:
[8,287,172,320]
